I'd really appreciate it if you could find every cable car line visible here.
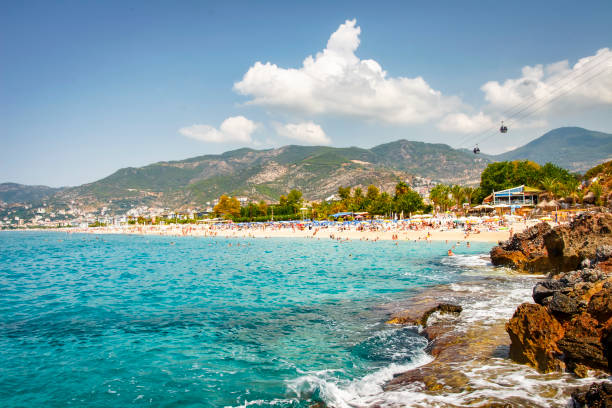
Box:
[455,54,612,153]
[454,52,612,150]
[465,64,611,152]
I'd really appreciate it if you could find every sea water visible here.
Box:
[0,231,493,407]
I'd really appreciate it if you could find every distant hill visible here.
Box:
[0,183,64,204]
[52,142,487,211]
[493,127,612,172]
[4,126,611,212]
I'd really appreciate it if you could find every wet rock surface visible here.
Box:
[501,215,612,406]
[572,381,612,408]
[382,275,587,407]
[386,302,462,327]
[506,252,612,376]
[490,213,612,273]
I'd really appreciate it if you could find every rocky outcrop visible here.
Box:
[386,303,462,327]
[506,303,565,372]
[572,381,612,408]
[491,213,612,273]
[506,247,612,376]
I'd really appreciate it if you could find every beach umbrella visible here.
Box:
[547,199,560,209]
[536,199,549,208]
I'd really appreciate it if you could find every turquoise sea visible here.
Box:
[0,231,493,407]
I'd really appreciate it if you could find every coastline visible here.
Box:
[8,221,534,243]
[331,265,596,407]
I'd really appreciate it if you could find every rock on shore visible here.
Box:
[502,230,612,379]
[490,213,612,273]
[506,260,612,376]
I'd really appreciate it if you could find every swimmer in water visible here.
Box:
[448,249,454,256]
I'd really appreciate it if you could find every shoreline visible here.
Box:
[3,222,535,243]
[373,269,593,407]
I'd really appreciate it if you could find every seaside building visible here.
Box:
[483,185,542,206]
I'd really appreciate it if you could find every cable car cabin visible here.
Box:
[473,145,480,154]
[500,121,508,133]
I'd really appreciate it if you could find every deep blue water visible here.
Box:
[0,231,492,407]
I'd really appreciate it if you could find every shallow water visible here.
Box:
[0,232,511,407]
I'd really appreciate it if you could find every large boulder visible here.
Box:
[506,303,565,372]
[491,213,612,273]
[507,247,612,376]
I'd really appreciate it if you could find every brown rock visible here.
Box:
[491,213,612,273]
[589,287,612,323]
[506,303,565,372]
[419,303,462,327]
[557,313,608,374]
[386,303,462,328]
[549,292,581,316]
[572,381,612,408]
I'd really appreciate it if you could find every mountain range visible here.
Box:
[2,127,611,211]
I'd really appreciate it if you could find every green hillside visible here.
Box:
[0,183,64,204]
[51,141,486,211]
[5,127,611,212]
[494,127,612,172]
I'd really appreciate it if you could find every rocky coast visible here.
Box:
[381,213,612,407]
[498,213,612,407]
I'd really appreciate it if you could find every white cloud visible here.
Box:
[481,48,612,114]
[274,121,331,145]
[233,19,461,125]
[437,112,495,134]
[179,116,257,143]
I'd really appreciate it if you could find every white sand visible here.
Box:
[64,220,536,243]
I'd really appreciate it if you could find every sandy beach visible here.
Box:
[63,219,539,243]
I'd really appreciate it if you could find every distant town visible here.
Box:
[0,176,437,229]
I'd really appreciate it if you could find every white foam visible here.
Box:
[286,352,434,408]
[226,397,300,408]
[441,254,491,268]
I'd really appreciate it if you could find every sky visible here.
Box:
[1,0,611,187]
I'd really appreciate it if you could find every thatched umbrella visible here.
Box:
[536,199,549,209]
[547,199,560,209]
[583,191,596,204]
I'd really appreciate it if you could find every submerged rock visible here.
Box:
[386,302,462,327]
[419,303,462,327]
[572,381,612,408]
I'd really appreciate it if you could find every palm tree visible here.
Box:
[463,186,475,206]
[429,184,451,212]
[563,178,580,205]
[450,185,465,208]
[540,177,558,199]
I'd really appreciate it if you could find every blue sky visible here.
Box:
[1,0,611,186]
